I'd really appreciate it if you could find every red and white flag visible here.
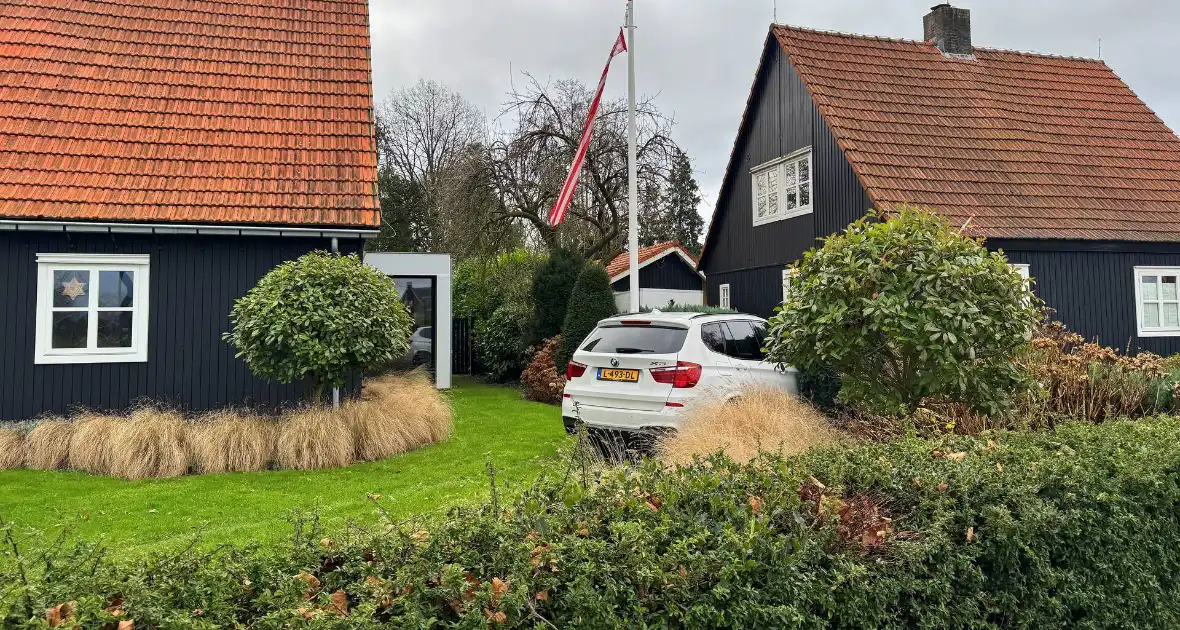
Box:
[548,29,628,226]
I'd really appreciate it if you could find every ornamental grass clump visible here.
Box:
[108,409,188,480]
[24,420,72,470]
[0,427,25,470]
[277,407,355,471]
[188,412,275,474]
[659,388,845,465]
[350,370,453,462]
[68,415,120,476]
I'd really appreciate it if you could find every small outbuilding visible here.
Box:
[606,241,705,313]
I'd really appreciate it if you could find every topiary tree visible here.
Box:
[765,207,1040,416]
[532,249,584,343]
[557,264,618,368]
[224,252,413,403]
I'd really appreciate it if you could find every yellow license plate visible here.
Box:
[598,368,640,383]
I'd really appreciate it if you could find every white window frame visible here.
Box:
[35,253,151,364]
[751,147,813,227]
[1134,266,1180,337]
[719,284,731,309]
[782,267,799,304]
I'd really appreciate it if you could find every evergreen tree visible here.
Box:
[557,264,618,368]
[369,168,429,252]
[664,149,705,255]
[532,249,585,343]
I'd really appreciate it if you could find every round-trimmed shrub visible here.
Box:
[224,252,414,403]
[766,207,1040,415]
[556,263,617,368]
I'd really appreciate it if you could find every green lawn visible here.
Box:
[0,377,567,557]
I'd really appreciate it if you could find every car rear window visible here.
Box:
[580,325,688,355]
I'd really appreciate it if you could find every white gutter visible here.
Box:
[0,219,379,240]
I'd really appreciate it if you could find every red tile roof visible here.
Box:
[606,241,698,279]
[0,0,379,228]
[771,25,1180,242]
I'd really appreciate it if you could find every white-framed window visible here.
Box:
[1135,267,1180,337]
[35,253,151,364]
[719,284,731,309]
[1011,264,1030,282]
[751,147,812,227]
[782,268,799,304]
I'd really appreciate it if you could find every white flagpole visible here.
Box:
[626,0,640,313]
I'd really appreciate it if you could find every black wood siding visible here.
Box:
[0,232,363,421]
[998,240,1180,355]
[611,254,702,292]
[700,38,871,313]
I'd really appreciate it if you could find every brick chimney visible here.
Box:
[924,4,972,57]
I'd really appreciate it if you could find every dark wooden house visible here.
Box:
[699,4,1180,354]
[0,0,379,420]
[605,241,704,312]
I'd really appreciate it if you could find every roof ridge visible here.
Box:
[772,23,1106,64]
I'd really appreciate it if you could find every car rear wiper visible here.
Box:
[614,347,651,354]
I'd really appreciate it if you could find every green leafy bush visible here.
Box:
[454,249,542,381]
[556,264,617,368]
[224,252,413,402]
[531,249,584,343]
[767,207,1041,416]
[6,419,1180,628]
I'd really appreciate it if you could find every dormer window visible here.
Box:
[752,148,812,226]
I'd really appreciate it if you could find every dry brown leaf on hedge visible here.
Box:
[748,496,763,516]
[46,601,76,627]
[118,621,133,630]
[319,537,335,548]
[491,577,509,605]
[484,609,508,624]
[966,527,976,542]
[106,596,125,617]
[938,482,949,492]
[297,572,321,600]
[535,590,549,601]
[330,591,349,616]
[947,452,967,462]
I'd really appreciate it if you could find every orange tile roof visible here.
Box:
[0,0,379,228]
[771,25,1180,242]
[606,241,698,279]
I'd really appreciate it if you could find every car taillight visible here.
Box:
[650,362,702,388]
[567,361,588,380]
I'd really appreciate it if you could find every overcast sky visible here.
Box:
[369,0,1180,225]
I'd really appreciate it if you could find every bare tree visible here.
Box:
[485,76,680,261]
[375,80,487,251]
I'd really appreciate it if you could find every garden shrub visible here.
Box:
[796,363,842,412]
[455,250,542,381]
[1016,320,1180,424]
[556,264,617,368]
[531,249,584,343]
[0,427,23,470]
[5,419,1180,628]
[520,336,565,405]
[225,252,413,403]
[767,207,1040,416]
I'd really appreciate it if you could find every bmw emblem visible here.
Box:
[610,358,620,367]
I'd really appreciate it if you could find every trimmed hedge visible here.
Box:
[4,419,1180,628]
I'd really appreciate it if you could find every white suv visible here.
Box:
[560,311,798,434]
